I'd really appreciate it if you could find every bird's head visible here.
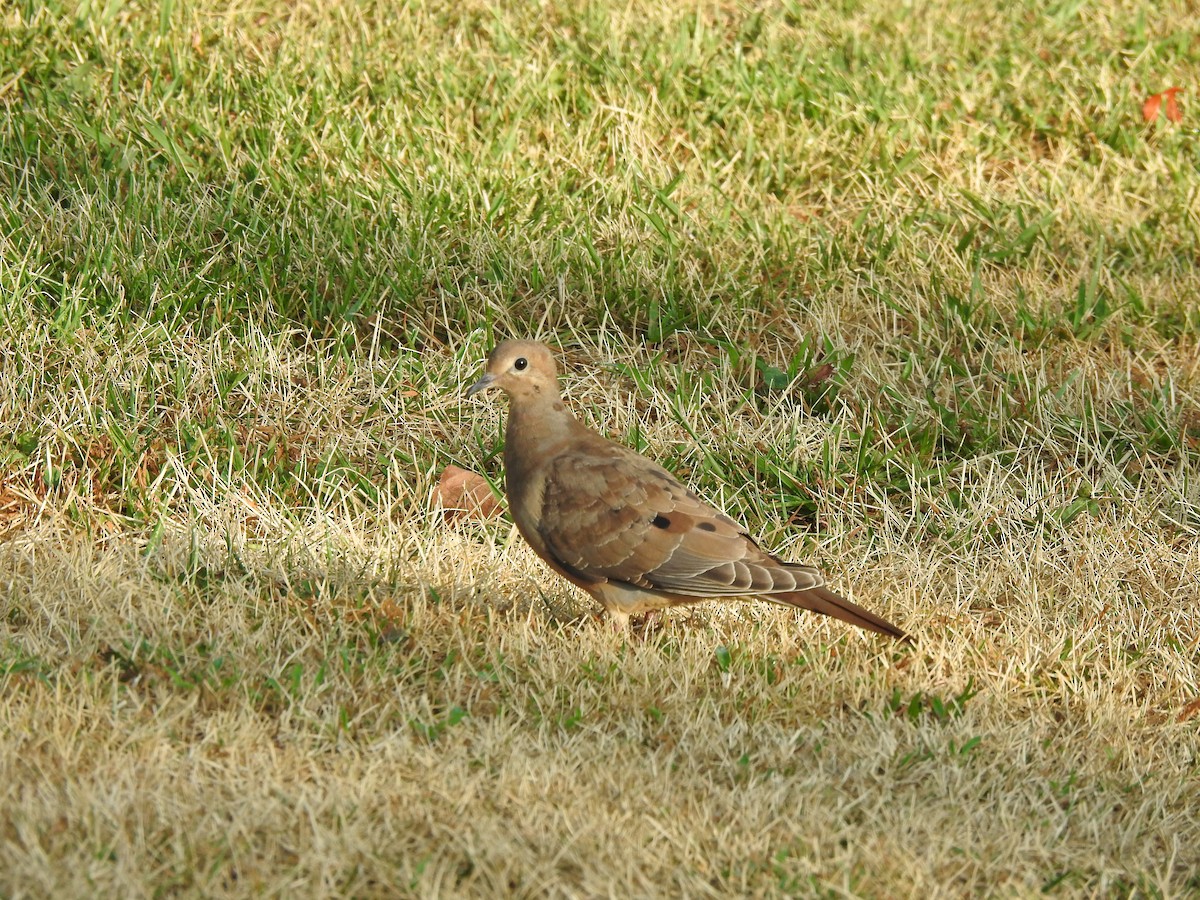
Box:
[466,340,560,403]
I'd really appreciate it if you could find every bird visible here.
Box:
[466,340,908,641]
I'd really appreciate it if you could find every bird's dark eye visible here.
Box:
[514,357,528,371]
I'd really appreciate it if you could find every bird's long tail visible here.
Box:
[776,586,909,642]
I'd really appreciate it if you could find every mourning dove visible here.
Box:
[467,340,908,641]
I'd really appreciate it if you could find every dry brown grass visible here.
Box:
[2,322,1198,896]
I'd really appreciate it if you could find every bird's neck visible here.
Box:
[504,391,580,469]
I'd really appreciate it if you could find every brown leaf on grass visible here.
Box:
[0,471,32,537]
[803,363,836,386]
[1178,696,1200,723]
[432,465,503,521]
[1143,86,1183,124]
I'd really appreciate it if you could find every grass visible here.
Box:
[2,0,1199,895]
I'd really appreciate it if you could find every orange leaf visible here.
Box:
[1163,86,1183,123]
[1142,93,1161,123]
[1178,696,1200,723]
[432,465,503,521]
[1143,86,1184,123]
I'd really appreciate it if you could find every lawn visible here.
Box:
[1,0,1199,895]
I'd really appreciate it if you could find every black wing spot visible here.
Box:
[651,514,671,529]
[698,521,716,532]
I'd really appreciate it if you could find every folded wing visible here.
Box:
[536,446,825,598]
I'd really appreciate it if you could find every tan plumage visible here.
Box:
[467,340,908,641]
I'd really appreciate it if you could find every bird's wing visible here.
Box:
[534,441,824,598]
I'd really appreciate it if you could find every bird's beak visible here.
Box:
[465,373,496,398]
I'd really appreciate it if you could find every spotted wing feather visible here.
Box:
[536,446,824,598]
